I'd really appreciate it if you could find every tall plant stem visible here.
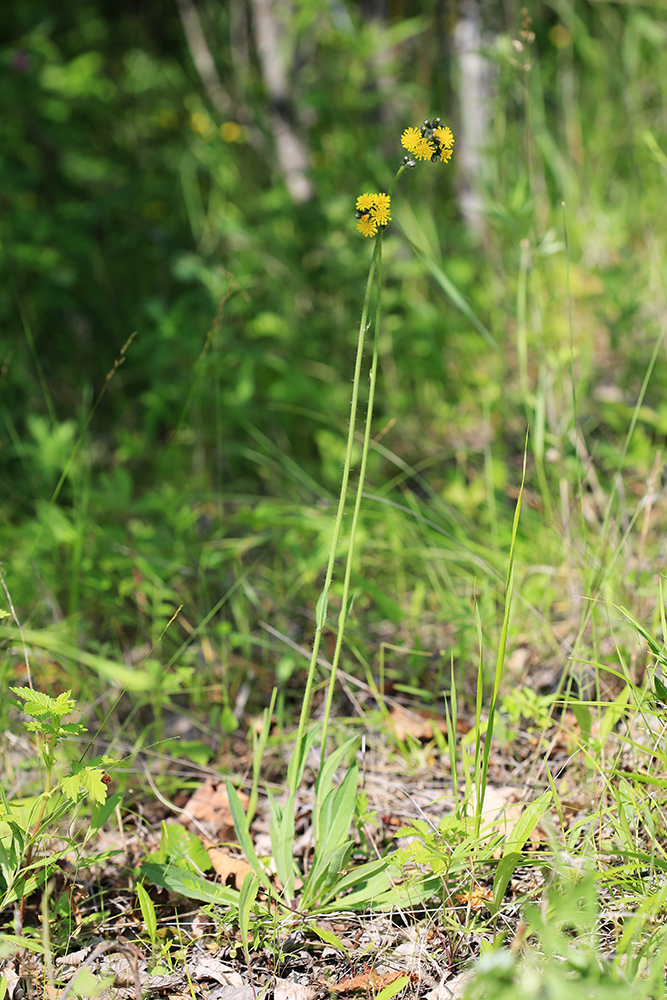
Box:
[320,233,383,764]
[291,165,406,787]
[290,236,381,786]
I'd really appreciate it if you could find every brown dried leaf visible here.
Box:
[388,706,447,743]
[453,886,493,910]
[179,780,248,838]
[206,846,255,888]
[332,966,406,994]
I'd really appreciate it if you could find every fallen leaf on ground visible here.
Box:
[274,978,317,1000]
[209,984,255,1000]
[332,966,407,994]
[187,956,243,986]
[453,886,493,910]
[179,781,248,839]
[467,785,547,850]
[388,705,447,743]
[206,845,256,887]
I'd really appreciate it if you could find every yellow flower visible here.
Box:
[414,136,435,160]
[434,125,454,150]
[401,119,455,164]
[357,214,378,237]
[356,193,376,212]
[371,195,391,226]
[355,192,391,236]
[400,127,422,155]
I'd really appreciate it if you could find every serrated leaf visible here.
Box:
[79,769,108,804]
[59,774,82,802]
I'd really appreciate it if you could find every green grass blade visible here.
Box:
[225,780,273,893]
[477,436,527,834]
[267,789,295,902]
[238,872,260,964]
[492,789,552,913]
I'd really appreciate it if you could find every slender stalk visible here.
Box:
[320,228,383,763]
[291,236,381,784]
[293,164,407,780]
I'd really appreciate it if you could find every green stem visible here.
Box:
[291,236,381,787]
[320,229,384,764]
[292,166,407,785]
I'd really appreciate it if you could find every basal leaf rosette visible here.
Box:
[355,192,391,238]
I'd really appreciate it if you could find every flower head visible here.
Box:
[400,118,455,164]
[357,215,378,237]
[355,192,391,237]
[356,193,376,212]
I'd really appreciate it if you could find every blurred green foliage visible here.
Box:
[2,0,667,727]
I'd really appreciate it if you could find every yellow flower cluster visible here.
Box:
[355,192,391,238]
[400,118,455,164]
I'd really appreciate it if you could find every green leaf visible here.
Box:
[0,933,45,955]
[59,774,82,802]
[492,852,522,915]
[88,793,123,839]
[225,781,273,893]
[317,764,358,857]
[78,768,108,804]
[10,687,76,720]
[315,586,329,630]
[313,736,358,841]
[135,881,157,945]
[2,629,155,692]
[492,790,552,912]
[303,840,354,909]
[267,789,295,902]
[287,725,319,794]
[151,822,212,872]
[375,976,409,1000]
[344,589,358,621]
[407,241,497,349]
[616,606,665,660]
[654,675,667,703]
[238,873,260,964]
[140,863,239,906]
[310,923,346,950]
